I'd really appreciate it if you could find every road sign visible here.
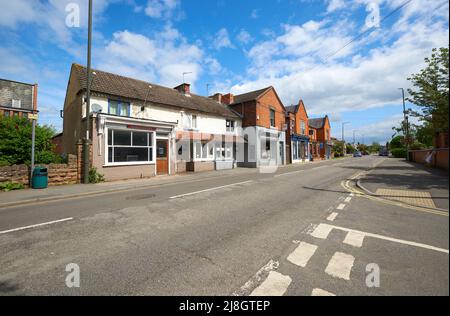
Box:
[28,114,38,120]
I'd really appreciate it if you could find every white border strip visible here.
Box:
[0,217,74,235]
[169,180,253,199]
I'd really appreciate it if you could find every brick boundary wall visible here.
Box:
[409,148,449,171]
[0,154,79,187]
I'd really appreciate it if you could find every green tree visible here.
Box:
[390,135,405,150]
[0,116,62,166]
[332,140,344,157]
[407,46,449,133]
[346,143,355,154]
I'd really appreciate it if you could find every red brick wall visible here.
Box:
[256,89,285,130]
[410,149,449,171]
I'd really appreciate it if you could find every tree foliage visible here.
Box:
[407,46,449,132]
[0,116,63,166]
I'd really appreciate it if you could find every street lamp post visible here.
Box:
[399,88,410,159]
[83,0,93,184]
[342,122,350,155]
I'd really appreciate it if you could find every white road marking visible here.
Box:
[233,259,279,296]
[336,203,346,210]
[344,196,352,203]
[169,180,253,199]
[310,223,333,239]
[349,193,355,197]
[326,212,339,222]
[287,242,318,267]
[250,271,292,296]
[343,231,365,248]
[311,288,336,296]
[319,223,449,254]
[0,217,74,235]
[274,170,304,177]
[311,166,328,170]
[325,252,355,280]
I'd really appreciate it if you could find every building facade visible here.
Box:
[0,79,38,119]
[285,100,310,164]
[228,87,287,168]
[62,64,242,181]
[308,116,332,160]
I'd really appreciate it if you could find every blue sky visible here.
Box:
[0,0,448,144]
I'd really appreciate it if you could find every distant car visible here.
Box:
[379,148,389,156]
[353,151,362,157]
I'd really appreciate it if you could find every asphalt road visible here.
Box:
[0,156,448,295]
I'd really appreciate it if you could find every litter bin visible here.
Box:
[32,166,48,189]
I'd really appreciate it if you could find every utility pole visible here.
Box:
[342,122,350,156]
[83,0,93,184]
[399,88,410,159]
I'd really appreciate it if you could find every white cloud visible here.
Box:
[212,28,234,50]
[97,26,205,89]
[250,9,260,19]
[145,0,180,19]
[236,29,253,44]
[326,0,346,13]
[229,2,449,142]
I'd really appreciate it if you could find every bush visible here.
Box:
[410,142,427,150]
[391,148,407,158]
[88,167,105,184]
[0,116,61,166]
[0,182,25,192]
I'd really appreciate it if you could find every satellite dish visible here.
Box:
[91,104,102,113]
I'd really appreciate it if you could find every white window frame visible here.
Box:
[193,140,214,161]
[226,119,235,133]
[105,127,156,166]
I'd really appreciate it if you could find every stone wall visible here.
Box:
[0,154,79,187]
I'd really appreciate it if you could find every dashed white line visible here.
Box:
[169,180,253,199]
[287,242,318,268]
[0,217,74,235]
[250,271,292,296]
[311,288,336,296]
[326,212,339,222]
[310,223,333,239]
[325,252,355,280]
[344,196,352,203]
[311,223,449,254]
[336,203,346,210]
[343,231,365,248]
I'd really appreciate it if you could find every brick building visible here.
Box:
[285,100,310,164]
[227,86,287,168]
[0,79,38,119]
[308,116,332,160]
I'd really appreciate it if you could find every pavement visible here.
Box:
[357,157,449,210]
[0,155,448,296]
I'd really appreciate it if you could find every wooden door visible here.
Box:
[156,139,168,175]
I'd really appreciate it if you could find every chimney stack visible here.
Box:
[174,83,191,95]
[209,93,223,103]
[221,93,234,105]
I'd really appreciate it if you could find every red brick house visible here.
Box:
[285,100,310,164]
[226,86,287,167]
[308,116,332,160]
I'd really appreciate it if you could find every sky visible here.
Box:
[0,0,448,144]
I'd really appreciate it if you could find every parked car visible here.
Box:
[353,151,362,157]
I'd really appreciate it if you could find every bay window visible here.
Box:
[107,129,154,164]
